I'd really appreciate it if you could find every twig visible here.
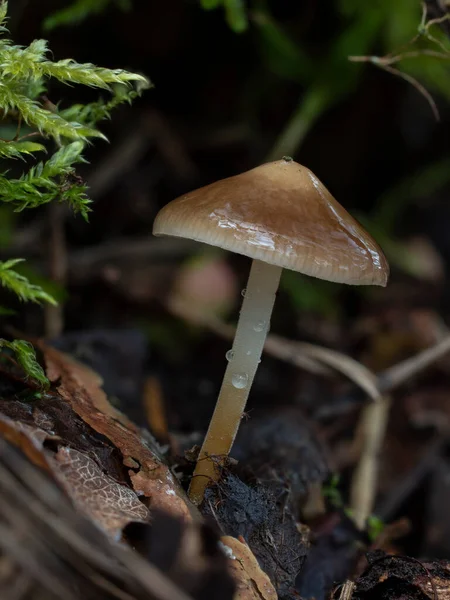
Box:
[382,63,440,121]
[348,58,440,121]
[349,395,392,529]
[348,2,450,120]
[350,332,450,529]
[379,332,450,391]
[337,580,356,600]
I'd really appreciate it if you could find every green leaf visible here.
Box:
[47,140,86,172]
[267,5,385,159]
[0,140,46,159]
[201,0,221,8]
[14,262,68,304]
[0,2,7,31]
[367,514,385,542]
[43,0,131,32]
[253,9,311,81]
[0,259,57,305]
[0,85,106,143]
[0,141,92,218]
[59,81,148,127]
[224,0,248,33]
[0,338,49,388]
[0,1,149,303]
[322,475,343,508]
[371,156,450,234]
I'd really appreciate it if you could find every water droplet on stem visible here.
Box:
[225,349,234,361]
[253,320,266,332]
[232,373,248,389]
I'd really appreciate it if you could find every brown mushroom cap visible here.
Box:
[153,159,389,286]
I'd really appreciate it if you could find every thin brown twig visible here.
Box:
[16,131,42,142]
[336,580,356,600]
[346,58,440,121]
[349,49,450,63]
[13,114,22,141]
[348,1,450,120]
[379,332,450,391]
[350,331,450,529]
[379,63,440,121]
[349,395,392,529]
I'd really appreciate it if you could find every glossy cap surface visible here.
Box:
[153,159,389,286]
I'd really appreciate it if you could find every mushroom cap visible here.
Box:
[153,159,389,286]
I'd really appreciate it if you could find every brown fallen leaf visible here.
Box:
[53,446,150,539]
[0,407,151,538]
[0,412,54,472]
[220,536,277,600]
[40,342,195,522]
[0,436,201,600]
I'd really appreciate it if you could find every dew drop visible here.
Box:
[241,288,247,297]
[225,349,234,362]
[253,320,266,333]
[246,350,252,356]
[232,372,248,389]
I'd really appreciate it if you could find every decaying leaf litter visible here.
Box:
[2,0,450,599]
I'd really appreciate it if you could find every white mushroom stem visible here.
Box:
[188,259,282,505]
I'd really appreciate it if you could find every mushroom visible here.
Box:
[153,158,389,504]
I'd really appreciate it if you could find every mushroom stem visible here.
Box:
[188,259,282,505]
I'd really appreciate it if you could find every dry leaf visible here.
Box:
[220,536,277,600]
[53,446,150,539]
[0,410,150,538]
[129,469,190,520]
[40,342,195,522]
[0,412,54,471]
[0,436,198,600]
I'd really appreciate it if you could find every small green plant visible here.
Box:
[367,514,385,542]
[0,339,49,388]
[323,476,385,540]
[0,259,56,305]
[0,1,149,388]
[323,474,344,508]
